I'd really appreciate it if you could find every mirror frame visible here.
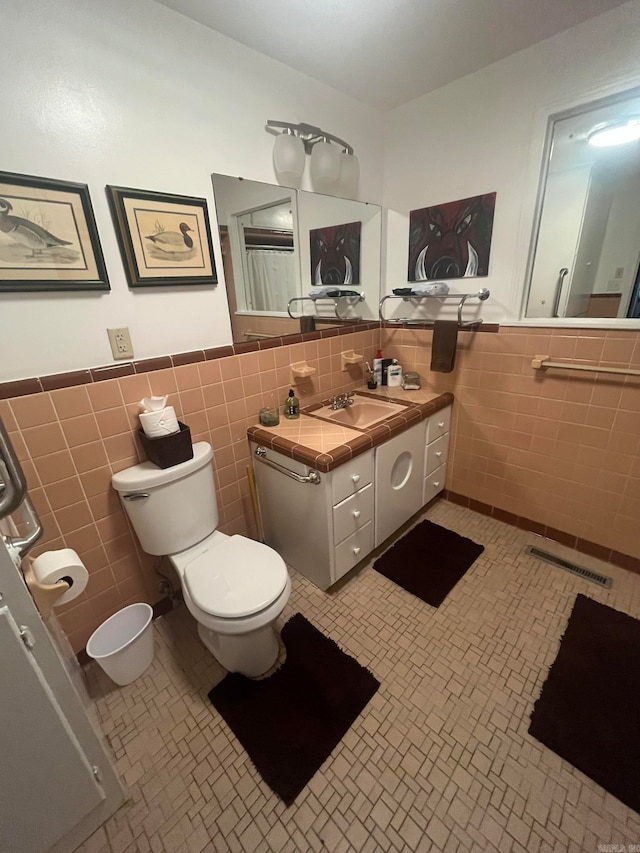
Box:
[518,77,640,328]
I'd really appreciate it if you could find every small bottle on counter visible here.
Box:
[283,389,300,419]
[373,348,383,387]
[387,360,403,387]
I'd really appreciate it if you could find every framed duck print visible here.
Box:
[0,171,110,292]
[106,185,218,288]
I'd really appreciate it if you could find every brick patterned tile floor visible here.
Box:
[79,500,640,852]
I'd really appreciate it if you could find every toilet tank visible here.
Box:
[112,442,218,556]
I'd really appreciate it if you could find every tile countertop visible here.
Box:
[246,387,454,473]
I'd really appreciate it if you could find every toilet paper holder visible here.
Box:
[22,562,70,619]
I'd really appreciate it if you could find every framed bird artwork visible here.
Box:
[0,171,110,292]
[106,185,217,288]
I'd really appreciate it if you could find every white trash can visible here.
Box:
[86,603,154,686]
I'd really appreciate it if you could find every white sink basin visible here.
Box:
[312,395,408,429]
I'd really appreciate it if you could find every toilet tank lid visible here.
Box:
[112,442,212,492]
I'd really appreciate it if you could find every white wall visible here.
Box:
[381,0,640,326]
[0,0,383,381]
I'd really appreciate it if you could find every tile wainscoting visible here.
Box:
[2,322,639,651]
[1,326,377,652]
[382,325,640,567]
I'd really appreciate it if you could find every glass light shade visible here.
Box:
[588,118,640,147]
[273,132,305,184]
[310,140,341,191]
[339,151,360,197]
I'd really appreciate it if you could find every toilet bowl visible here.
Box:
[172,530,291,676]
[112,442,290,676]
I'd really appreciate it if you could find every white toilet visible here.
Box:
[112,442,290,677]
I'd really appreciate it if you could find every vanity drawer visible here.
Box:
[425,406,451,445]
[331,450,373,505]
[425,433,449,476]
[423,462,446,505]
[334,521,374,581]
[333,483,373,546]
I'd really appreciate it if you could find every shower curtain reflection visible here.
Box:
[245,249,297,313]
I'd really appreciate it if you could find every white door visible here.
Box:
[0,538,125,853]
[0,604,105,851]
[527,165,591,318]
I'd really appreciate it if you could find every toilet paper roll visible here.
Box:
[139,406,179,438]
[31,548,89,606]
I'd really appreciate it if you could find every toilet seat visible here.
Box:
[182,535,288,619]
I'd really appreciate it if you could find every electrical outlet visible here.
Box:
[107,327,134,360]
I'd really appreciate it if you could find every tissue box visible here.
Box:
[138,421,193,468]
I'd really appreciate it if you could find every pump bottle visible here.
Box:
[284,388,300,419]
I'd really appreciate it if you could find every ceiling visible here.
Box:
[154,0,628,111]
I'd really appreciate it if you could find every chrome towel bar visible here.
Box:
[531,355,640,377]
[379,287,490,326]
[287,293,365,321]
[254,447,321,484]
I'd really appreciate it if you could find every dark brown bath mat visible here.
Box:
[373,519,484,607]
[208,613,379,806]
[529,594,640,814]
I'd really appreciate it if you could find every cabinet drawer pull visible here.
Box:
[351,474,360,484]
[437,421,445,428]
[433,480,440,488]
[353,546,361,556]
[352,510,361,519]
[435,451,442,458]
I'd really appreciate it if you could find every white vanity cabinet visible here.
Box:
[250,442,374,590]
[250,402,452,591]
[423,406,451,504]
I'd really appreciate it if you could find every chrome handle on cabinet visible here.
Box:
[353,546,361,556]
[433,480,440,488]
[122,493,150,501]
[351,474,360,484]
[437,421,445,429]
[352,510,361,519]
[435,451,442,458]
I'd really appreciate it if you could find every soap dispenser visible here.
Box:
[284,388,300,419]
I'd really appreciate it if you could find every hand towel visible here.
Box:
[411,282,449,296]
[430,320,458,373]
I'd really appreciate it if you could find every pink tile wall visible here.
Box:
[381,325,640,561]
[4,321,637,652]
[1,328,377,652]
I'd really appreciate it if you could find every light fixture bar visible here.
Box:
[266,120,354,155]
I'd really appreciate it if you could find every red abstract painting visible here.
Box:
[408,192,496,281]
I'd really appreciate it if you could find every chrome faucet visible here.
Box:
[329,391,355,410]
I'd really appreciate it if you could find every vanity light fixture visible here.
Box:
[266,120,359,194]
[587,116,640,147]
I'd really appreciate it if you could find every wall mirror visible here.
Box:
[524,88,640,321]
[211,174,381,343]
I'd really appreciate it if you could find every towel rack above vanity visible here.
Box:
[379,287,490,327]
[287,293,365,322]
